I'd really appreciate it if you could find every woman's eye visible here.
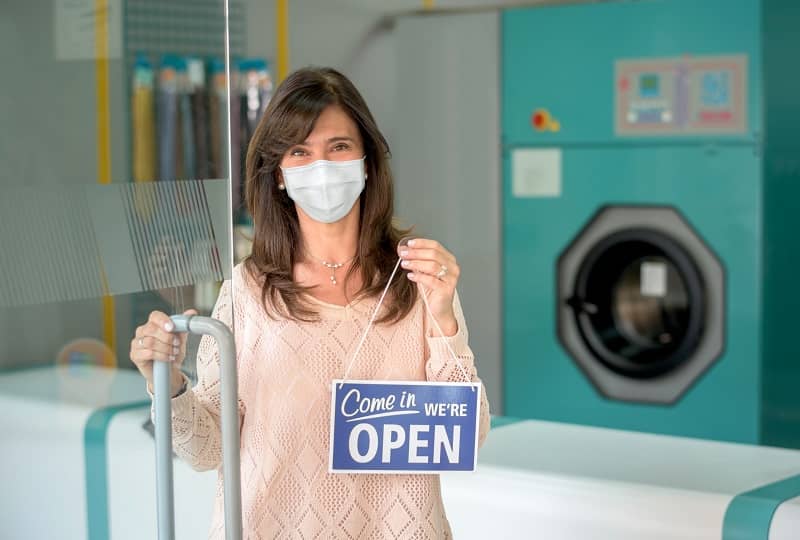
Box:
[290,148,307,157]
[333,143,350,152]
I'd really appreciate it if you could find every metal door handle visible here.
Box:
[153,314,242,540]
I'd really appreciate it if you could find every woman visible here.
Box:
[131,67,490,538]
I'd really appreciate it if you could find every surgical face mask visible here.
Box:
[280,157,367,224]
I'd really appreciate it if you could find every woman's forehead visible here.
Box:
[303,105,361,142]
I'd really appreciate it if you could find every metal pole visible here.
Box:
[153,358,176,540]
[185,315,242,540]
[156,314,242,540]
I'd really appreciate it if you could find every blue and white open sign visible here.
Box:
[329,380,481,474]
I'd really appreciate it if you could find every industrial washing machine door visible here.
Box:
[557,206,725,404]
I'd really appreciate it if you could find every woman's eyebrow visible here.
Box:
[326,136,356,144]
[298,136,357,146]
[300,136,356,144]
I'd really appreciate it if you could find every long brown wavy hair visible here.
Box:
[244,67,416,323]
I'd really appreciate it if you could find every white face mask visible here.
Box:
[280,157,367,224]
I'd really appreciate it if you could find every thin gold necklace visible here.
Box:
[307,251,356,286]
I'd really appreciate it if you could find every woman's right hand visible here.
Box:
[130,309,197,396]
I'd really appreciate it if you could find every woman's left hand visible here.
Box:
[398,238,460,337]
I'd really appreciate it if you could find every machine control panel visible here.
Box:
[615,55,747,136]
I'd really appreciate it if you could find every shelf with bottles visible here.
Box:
[130,54,272,312]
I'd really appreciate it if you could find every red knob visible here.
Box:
[532,109,550,131]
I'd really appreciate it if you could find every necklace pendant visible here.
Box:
[330,275,337,285]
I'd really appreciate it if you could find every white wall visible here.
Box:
[392,12,503,414]
[246,0,277,60]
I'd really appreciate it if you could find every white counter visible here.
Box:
[2,366,798,539]
[442,420,800,539]
[0,366,214,540]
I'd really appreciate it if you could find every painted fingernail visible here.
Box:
[173,337,180,346]
[408,239,416,247]
[169,355,176,362]
[401,260,411,268]
[173,346,180,355]
[164,321,174,332]
[407,273,416,281]
[400,250,409,257]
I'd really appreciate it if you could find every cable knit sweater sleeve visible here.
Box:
[163,279,246,472]
[424,290,491,448]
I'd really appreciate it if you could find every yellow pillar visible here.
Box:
[276,0,290,82]
[95,0,116,353]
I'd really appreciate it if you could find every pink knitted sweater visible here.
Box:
[169,264,491,538]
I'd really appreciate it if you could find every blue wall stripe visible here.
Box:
[84,401,151,540]
[723,473,800,539]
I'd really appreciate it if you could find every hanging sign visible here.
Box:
[329,380,481,474]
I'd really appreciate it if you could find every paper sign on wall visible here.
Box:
[329,380,481,474]
[511,148,562,198]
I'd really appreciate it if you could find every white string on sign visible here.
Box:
[339,258,402,388]
[418,284,474,386]
[339,256,475,392]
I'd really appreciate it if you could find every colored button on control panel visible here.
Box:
[531,109,559,132]
[532,109,550,131]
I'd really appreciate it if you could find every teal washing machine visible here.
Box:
[502,0,800,447]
